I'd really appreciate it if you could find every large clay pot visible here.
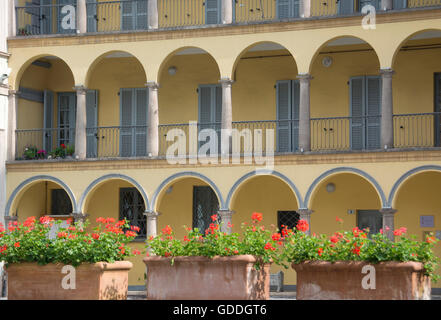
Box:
[6,261,133,300]
[144,255,270,300]
[292,261,431,300]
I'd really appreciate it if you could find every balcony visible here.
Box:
[14,0,441,37]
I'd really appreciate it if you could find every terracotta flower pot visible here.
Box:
[6,261,133,300]
[143,255,270,300]
[292,260,431,300]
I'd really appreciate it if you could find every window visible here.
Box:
[193,186,219,234]
[198,85,222,153]
[57,92,76,147]
[119,188,146,239]
[51,189,73,215]
[357,210,383,236]
[276,0,300,19]
[350,76,381,150]
[276,80,300,152]
[121,0,148,31]
[277,211,299,232]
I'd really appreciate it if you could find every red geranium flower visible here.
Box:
[296,220,309,232]
[251,212,263,222]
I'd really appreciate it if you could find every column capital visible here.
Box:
[144,210,161,218]
[297,73,313,82]
[146,81,160,90]
[379,208,397,215]
[73,85,87,94]
[72,212,89,222]
[219,77,234,86]
[217,209,235,217]
[298,209,313,216]
[380,69,395,77]
[8,89,18,96]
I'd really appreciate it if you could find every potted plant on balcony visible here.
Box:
[0,216,141,300]
[279,219,439,300]
[144,212,281,300]
[65,144,75,159]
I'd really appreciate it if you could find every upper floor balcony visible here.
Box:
[13,0,441,37]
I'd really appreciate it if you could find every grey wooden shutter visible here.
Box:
[27,0,41,34]
[215,86,222,152]
[277,80,291,152]
[359,0,380,10]
[339,0,354,15]
[136,0,148,30]
[205,0,220,25]
[40,0,52,34]
[69,92,76,145]
[435,74,441,146]
[199,86,212,131]
[43,90,54,152]
[86,0,97,32]
[366,76,381,150]
[277,0,290,19]
[58,0,76,34]
[292,80,300,151]
[393,0,407,9]
[86,90,98,158]
[135,88,148,156]
[120,88,133,157]
[121,0,135,30]
[350,77,364,150]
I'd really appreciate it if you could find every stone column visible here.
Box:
[380,69,395,150]
[219,78,234,157]
[146,82,159,157]
[145,211,160,239]
[147,0,158,29]
[298,209,313,235]
[381,0,393,10]
[9,0,16,37]
[380,208,396,241]
[218,209,234,234]
[77,0,87,34]
[300,0,311,18]
[72,212,88,223]
[74,86,87,160]
[297,74,312,152]
[7,90,17,161]
[221,0,233,24]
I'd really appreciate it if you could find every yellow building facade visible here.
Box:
[4,0,441,289]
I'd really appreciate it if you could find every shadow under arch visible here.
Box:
[391,28,441,70]
[388,165,441,209]
[151,171,225,212]
[79,174,150,213]
[84,50,148,88]
[231,40,298,81]
[5,175,77,217]
[226,169,303,209]
[307,34,381,74]
[304,167,387,209]
[156,45,221,83]
[14,54,76,90]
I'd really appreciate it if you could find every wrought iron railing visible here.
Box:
[86,0,148,33]
[393,112,441,148]
[311,116,351,151]
[15,2,77,36]
[15,128,76,159]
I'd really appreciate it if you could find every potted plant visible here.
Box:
[279,218,439,300]
[144,212,281,300]
[49,144,67,159]
[23,146,46,160]
[0,216,141,300]
[65,144,75,159]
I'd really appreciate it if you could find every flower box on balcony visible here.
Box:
[6,261,132,300]
[292,261,431,300]
[144,255,270,300]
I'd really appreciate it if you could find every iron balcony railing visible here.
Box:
[15,0,441,36]
[14,112,441,160]
[15,2,77,36]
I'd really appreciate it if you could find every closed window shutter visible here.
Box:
[86,90,98,158]
[435,74,441,146]
[136,0,148,30]
[292,0,300,18]
[121,1,135,30]
[120,88,133,157]
[276,80,291,152]
[86,0,97,32]
[366,76,381,150]
[58,0,76,34]
[339,0,354,14]
[359,0,380,10]
[277,0,290,19]
[26,0,41,34]
[205,0,220,25]
[292,80,300,151]
[350,77,364,150]
[199,86,212,130]
[393,0,407,9]
[43,90,54,152]
[40,0,52,34]
[215,86,222,152]
[135,88,148,156]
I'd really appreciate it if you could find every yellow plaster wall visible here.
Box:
[394,171,441,281]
